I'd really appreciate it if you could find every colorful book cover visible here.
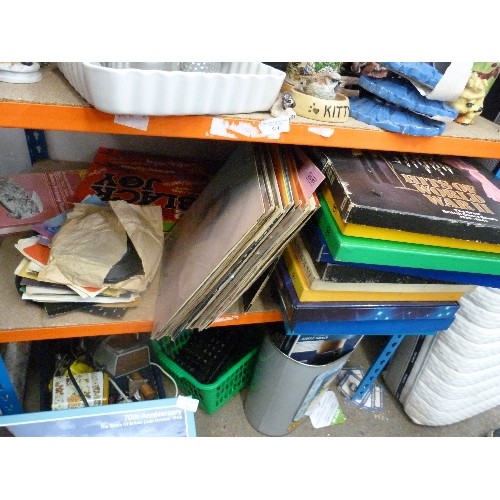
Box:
[282,240,469,302]
[274,259,459,322]
[293,233,474,294]
[321,183,500,254]
[273,259,458,335]
[301,217,500,288]
[0,397,197,437]
[304,146,500,244]
[74,147,214,232]
[0,169,84,236]
[316,191,500,276]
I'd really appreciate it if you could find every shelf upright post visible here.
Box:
[351,333,406,401]
[350,330,439,401]
[24,129,49,165]
[0,355,24,415]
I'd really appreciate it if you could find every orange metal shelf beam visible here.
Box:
[1,102,499,158]
[1,321,154,343]
[0,310,282,343]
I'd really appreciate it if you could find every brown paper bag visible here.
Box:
[38,200,164,293]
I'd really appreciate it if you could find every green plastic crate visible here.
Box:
[151,330,261,414]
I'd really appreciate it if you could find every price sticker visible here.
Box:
[296,156,326,199]
[259,116,290,136]
[176,395,199,412]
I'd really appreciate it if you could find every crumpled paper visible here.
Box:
[38,200,164,293]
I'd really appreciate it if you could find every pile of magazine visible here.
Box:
[151,143,322,340]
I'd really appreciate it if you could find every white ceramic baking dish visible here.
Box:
[57,62,285,116]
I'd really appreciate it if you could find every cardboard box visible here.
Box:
[2,398,197,437]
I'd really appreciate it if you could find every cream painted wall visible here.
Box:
[0,129,33,174]
[0,128,238,174]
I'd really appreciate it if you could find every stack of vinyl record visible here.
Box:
[151,143,319,340]
[14,200,164,319]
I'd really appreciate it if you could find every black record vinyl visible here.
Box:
[104,236,144,284]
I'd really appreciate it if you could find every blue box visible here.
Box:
[0,397,197,437]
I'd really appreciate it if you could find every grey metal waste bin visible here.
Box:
[244,334,351,436]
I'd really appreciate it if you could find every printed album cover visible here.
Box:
[0,170,84,236]
[75,147,214,232]
[286,334,364,365]
[315,191,500,277]
[304,146,500,244]
[270,325,364,365]
[320,182,500,254]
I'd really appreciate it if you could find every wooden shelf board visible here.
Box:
[0,234,281,343]
[0,65,498,158]
[211,285,283,327]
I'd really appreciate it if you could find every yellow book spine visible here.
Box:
[282,244,465,302]
[321,185,500,254]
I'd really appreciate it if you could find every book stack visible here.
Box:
[151,143,320,340]
[279,145,500,339]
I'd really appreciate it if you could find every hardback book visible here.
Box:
[293,233,475,294]
[0,169,84,236]
[282,238,471,302]
[74,147,214,232]
[316,190,500,276]
[301,216,500,288]
[303,146,500,245]
[273,259,459,335]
